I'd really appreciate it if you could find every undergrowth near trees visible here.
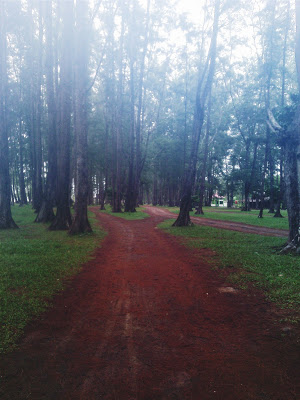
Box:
[0,206,105,354]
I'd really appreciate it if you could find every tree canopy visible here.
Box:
[0,0,299,246]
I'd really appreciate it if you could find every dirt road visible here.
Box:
[145,206,288,238]
[0,208,298,399]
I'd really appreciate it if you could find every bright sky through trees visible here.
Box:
[176,0,203,22]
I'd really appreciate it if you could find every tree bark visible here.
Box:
[284,122,299,242]
[18,118,28,206]
[257,152,267,219]
[173,0,220,226]
[112,30,124,213]
[124,7,136,213]
[100,118,109,211]
[282,0,300,248]
[243,141,258,212]
[125,0,151,212]
[49,0,73,230]
[28,0,43,214]
[281,1,290,107]
[112,2,124,213]
[274,147,284,218]
[268,154,275,213]
[274,3,289,219]
[195,90,212,215]
[36,0,56,223]
[133,0,151,210]
[152,171,158,206]
[69,0,92,234]
[0,1,18,229]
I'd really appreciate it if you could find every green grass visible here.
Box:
[99,204,149,220]
[0,205,105,354]
[159,219,300,314]
[162,206,289,230]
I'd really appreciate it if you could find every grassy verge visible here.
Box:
[162,206,289,230]
[99,204,149,220]
[0,205,105,354]
[159,219,300,318]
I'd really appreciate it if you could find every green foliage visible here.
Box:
[0,206,105,354]
[159,219,300,313]
[99,205,149,220]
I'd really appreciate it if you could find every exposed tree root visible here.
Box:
[280,235,300,254]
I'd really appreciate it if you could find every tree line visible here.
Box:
[0,0,300,250]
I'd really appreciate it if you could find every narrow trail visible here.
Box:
[145,206,288,238]
[0,208,298,400]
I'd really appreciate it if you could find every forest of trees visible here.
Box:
[0,0,300,248]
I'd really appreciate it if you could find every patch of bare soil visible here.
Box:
[0,207,298,399]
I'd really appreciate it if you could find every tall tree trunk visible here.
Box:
[152,171,158,206]
[35,2,44,212]
[113,4,127,213]
[124,8,136,213]
[173,0,220,226]
[100,117,109,211]
[258,136,269,219]
[112,3,124,213]
[69,0,92,234]
[259,7,275,219]
[266,0,276,214]
[282,1,290,107]
[274,148,284,218]
[274,3,290,219]
[18,118,27,206]
[36,0,57,223]
[12,170,18,205]
[125,0,151,212]
[17,50,27,207]
[49,0,73,230]
[281,0,300,248]
[28,1,37,210]
[195,90,212,215]
[206,157,214,207]
[88,174,94,206]
[0,2,18,229]
[99,174,106,211]
[183,41,189,176]
[268,155,275,213]
[134,0,151,209]
[284,127,299,242]
[28,1,43,213]
[243,141,258,212]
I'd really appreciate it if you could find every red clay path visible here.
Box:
[146,206,288,238]
[0,207,299,400]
